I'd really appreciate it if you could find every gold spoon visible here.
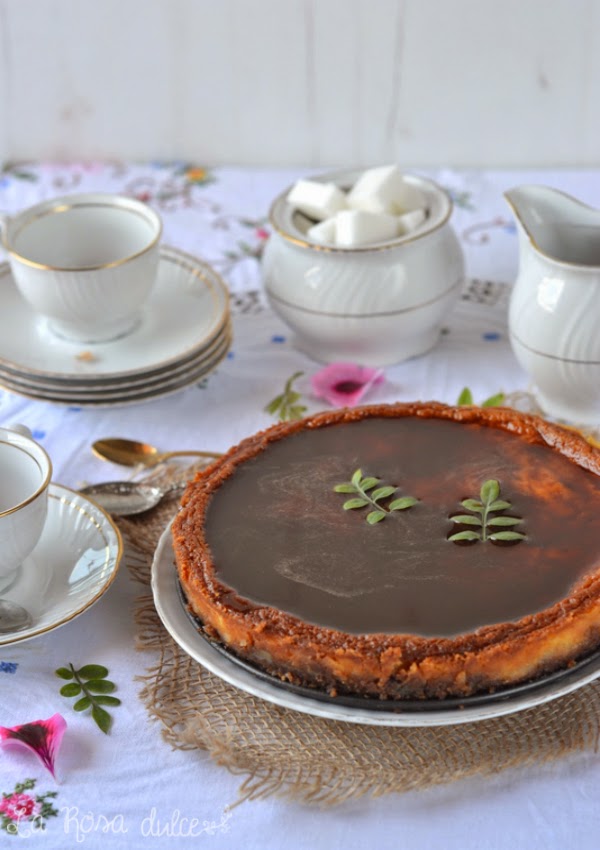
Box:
[92,438,222,468]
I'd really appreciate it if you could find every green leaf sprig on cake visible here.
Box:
[448,479,526,544]
[334,469,418,525]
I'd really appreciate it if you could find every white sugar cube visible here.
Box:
[397,208,427,235]
[287,179,347,221]
[335,210,398,247]
[307,217,336,245]
[347,165,424,215]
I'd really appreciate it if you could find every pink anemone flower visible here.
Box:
[310,362,385,408]
[0,714,66,779]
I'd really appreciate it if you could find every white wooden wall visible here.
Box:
[0,0,598,167]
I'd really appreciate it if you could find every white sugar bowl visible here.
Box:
[262,170,465,366]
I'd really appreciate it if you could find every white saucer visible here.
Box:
[152,521,600,727]
[0,324,231,398]
[0,314,231,390]
[0,483,122,646]
[0,330,231,407]
[0,246,230,381]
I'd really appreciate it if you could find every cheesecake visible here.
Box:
[172,402,600,700]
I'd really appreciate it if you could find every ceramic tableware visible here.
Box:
[0,334,230,408]
[0,342,229,402]
[506,185,600,424]
[0,326,232,402]
[1,193,162,343]
[0,247,229,379]
[0,425,52,584]
[262,170,465,366]
[0,484,122,646]
[0,246,231,406]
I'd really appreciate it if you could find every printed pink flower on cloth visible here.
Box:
[0,792,41,822]
[0,714,66,779]
[310,362,385,407]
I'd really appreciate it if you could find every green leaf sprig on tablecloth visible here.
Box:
[449,479,526,544]
[457,387,505,407]
[265,372,307,421]
[55,664,121,734]
[334,469,418,524]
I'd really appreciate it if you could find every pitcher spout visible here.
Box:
[505,185,600,267]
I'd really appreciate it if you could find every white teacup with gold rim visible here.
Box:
[0,193,162,343]
[0,425,52,585]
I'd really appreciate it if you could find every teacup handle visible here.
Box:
[7,423,32,439]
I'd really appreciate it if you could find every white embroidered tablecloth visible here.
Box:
[0,162,599,849]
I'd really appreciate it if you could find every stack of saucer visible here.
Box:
[0,246,231,406]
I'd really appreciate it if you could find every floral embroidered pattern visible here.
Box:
[462,216,515,245]
[445,187,475,211]
[0,779,58,836]
[222,222,270,266]
[0,662,18,674]
[183,166,213,186]
[125,163,215,209]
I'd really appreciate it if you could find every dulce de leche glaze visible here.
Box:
[204,415,600,638]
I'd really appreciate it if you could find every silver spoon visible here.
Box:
[80,480,186,516]
[0,599,32,633]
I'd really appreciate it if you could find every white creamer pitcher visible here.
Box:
[505,185,600,424]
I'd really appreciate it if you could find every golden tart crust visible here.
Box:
[172,402,600,700]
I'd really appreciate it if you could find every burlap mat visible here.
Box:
[119,463,600,807]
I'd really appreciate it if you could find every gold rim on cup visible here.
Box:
[0,438,52,517]
[2,194,162,272]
